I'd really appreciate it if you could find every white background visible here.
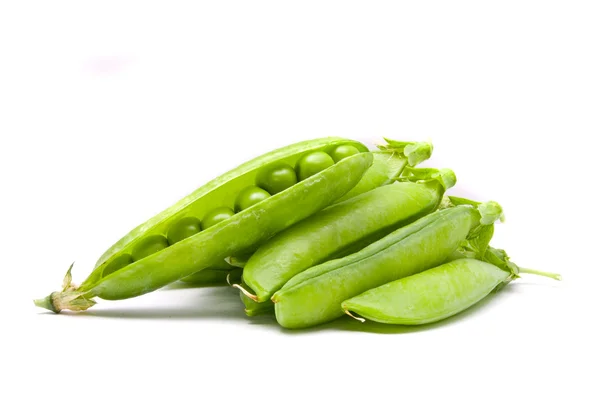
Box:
[1,1,599,400]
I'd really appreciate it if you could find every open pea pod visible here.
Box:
[36,137,381,313]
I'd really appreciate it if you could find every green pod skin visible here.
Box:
[243,180,446,302]
[342,259,510,325]
[39,150,373,312]
[179,267,243,286]
[272,205,481,329]
[85,138,369,286]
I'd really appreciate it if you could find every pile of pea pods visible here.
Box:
[35,137,561,329]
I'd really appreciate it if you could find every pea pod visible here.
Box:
[35,138,375,313]
[342,250,561,325]
[272,202,504,329]
[240,167,455,303]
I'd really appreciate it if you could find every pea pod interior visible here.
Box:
[86,138,369,286]
[79,150,373,301]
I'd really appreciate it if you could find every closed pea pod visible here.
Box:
[342,250,561,325]
[239,167,456,303]
[272,202,504,329]
[35,137,375,313]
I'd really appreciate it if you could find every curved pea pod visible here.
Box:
[343,259,510,325]
[272,203,503,329]
[240,167,455,303]
[179,267,243,286]
[342,251,561,325]
[35,140,374,313]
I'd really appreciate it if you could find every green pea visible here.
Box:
[256,163,298,194]
[131,235,169,261]
[330,145,360,163]
[295,151,335,181]
[234,186,271,212]
[102,254,133,277]
[202,207,235,229]
[167,216,201,245]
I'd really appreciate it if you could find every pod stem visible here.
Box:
[34,263,96,313]
[518,267,562,281]
[232,284,259,302]
[344,309,366,323]
[226,273,240,286]
[34,290,96,313]
[398,166,457,192]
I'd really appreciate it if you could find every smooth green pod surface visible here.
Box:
[342,259,510,325]
[243,180,445,302]
[272,206,482,329]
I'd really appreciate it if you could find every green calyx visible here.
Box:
[398,166,457,192]
[448,196,505,225]
[377,138,433,167]
[441,196,504,261]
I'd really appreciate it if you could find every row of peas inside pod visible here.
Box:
[105,145,362,277]
[35,137,433,313]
